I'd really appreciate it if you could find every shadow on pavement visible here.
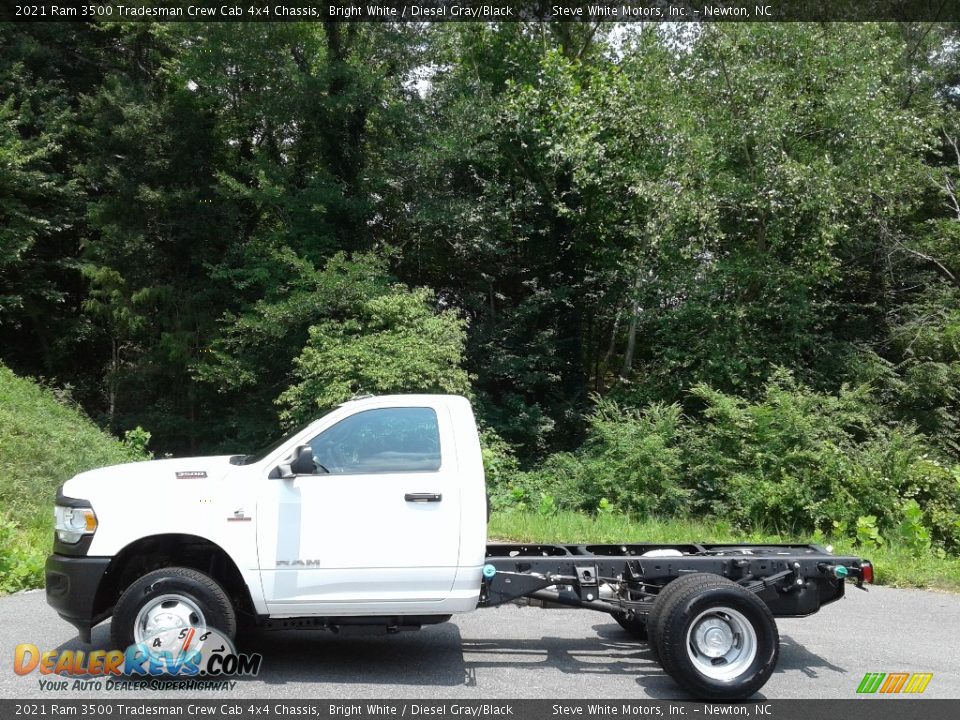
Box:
[240,620,664,689]
[55,622,112,653]
[237,623,468,686]
[54,620,668,690]
[776,635,846,676]
[464,621,683,697]
[49,620,836,697]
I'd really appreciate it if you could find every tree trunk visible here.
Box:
[108,336,118,427]
[620,299,639,378]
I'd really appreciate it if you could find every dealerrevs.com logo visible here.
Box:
[856,672,933,694]
[14,627,262,691]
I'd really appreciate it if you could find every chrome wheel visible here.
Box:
[685,606,757,681]
[133,593,206,644]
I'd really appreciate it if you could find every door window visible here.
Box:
[307,407,442,474]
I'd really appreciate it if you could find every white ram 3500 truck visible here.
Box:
[47,394,872,700]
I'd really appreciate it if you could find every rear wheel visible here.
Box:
[646,574,715,662]
[652,575,779,700]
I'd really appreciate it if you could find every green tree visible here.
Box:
[196,251,393,446]
[0,24,92,383]
[386,24,625,456]
[608,24,938,406]
[70,23,421,452]
[278,285,471,425]
[0,95,72,317]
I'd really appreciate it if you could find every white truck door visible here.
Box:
[257,402,461,615]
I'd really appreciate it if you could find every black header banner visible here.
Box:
[2,0,959,23]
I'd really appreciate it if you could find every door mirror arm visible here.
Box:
[290,445,316,475]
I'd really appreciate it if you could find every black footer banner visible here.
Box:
[2,700,958,720]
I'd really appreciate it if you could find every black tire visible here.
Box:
[613,611,649,641]
[650,574,738,679]
[111,567,236,649]
[646,574,714,662]
[652,575,779,700]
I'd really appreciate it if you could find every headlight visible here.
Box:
[54,504,98,544]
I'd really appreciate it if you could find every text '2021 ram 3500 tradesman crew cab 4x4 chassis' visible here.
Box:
[46,394,873,700]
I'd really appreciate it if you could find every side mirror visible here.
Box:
[290,445,316,475]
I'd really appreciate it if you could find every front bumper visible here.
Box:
[45,554,112,643]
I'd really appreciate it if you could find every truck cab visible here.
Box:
[46,394,488,645]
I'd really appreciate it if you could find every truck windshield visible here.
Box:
[231,423,310,465]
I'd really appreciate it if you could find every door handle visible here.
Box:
[405,493,442,503]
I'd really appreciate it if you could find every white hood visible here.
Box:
[62,455,236,501]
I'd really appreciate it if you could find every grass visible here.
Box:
[489,510,960,592]
[0,363,141,593]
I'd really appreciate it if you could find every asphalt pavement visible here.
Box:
[1,585,957,700]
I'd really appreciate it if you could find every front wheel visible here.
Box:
[111,567,236,650]
[652,575,779,700]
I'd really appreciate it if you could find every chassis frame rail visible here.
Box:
[479,542,871,618]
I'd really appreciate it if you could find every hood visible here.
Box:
[61,455,236,501]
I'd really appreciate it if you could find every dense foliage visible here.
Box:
[495,376,960,552]
[2,22,960,568]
